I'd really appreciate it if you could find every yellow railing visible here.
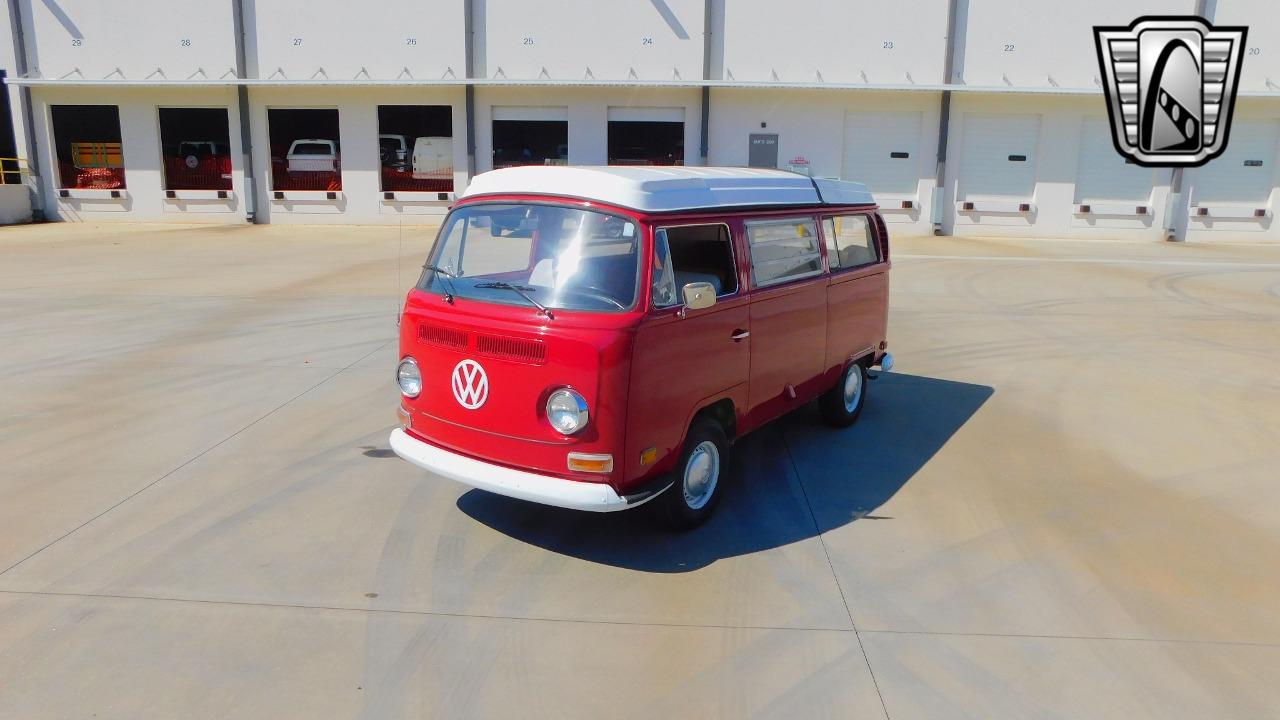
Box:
[0,157,29,185]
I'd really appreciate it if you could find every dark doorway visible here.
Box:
[748,133,780,169]
[158,108,232,190]
[267,108,340,191]
[378,105,453,192]
[50,105,125,189]
[0,70,20,185]
[492,120,567,169]
[608,120,683,165]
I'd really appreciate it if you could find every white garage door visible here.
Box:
[1194,120,1280,204]
[1075,116,1155,202]
[958,114,1040,199]
[842,111,922,194]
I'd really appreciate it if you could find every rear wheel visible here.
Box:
[820,362,867,428]
[655,419,728,529]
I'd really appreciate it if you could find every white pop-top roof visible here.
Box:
[460,166,875,212]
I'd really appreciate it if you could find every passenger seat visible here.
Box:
[673,270,722,295]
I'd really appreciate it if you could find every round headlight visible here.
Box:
[546,388,589,435]
[397,357,422,398]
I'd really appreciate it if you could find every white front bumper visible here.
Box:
[389,428,635,512]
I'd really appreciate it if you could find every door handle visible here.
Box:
[731,329,750,341]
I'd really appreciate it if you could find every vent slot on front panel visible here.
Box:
[475,334,547,364]
[418,324,469,350]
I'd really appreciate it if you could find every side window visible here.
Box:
[746,217,822,287]
[822,214,879,270]
[651,224,737,308]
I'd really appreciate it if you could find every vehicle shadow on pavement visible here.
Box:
[457,373,993,572]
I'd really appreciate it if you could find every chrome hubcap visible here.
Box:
[842,365,863,413]
[682,440,720,510]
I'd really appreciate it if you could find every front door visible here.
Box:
[627,223,749,482]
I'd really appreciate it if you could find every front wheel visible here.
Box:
[820,362,868,428]
[654,419,728,529]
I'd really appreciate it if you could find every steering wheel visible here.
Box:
[568,285,627,309]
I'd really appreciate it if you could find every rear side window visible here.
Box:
[822,214,880,269]
[746,218,822,288]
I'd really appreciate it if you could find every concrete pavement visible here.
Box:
[1,223,1278,718]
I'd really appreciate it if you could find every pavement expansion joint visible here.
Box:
[0,588,861,634]
[782,428,892,720]
[0,339,395,579]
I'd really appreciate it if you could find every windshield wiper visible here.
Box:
[422,263,459,303]
[475,281,555,320]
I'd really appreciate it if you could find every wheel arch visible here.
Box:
[689,397,737,444]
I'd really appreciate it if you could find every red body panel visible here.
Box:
[399,288,637,485]
[627,293,751,485]
[744,278,829,431]
[824,266,889,373]
[397,193,891,497]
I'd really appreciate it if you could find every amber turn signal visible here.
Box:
[639,446,658,466]
[397,405,412,429]
[567,453,614,473]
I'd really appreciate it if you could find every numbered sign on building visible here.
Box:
[748,134,779,169]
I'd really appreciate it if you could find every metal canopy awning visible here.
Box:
[8,75,1280,98]
[2,76,1081,93]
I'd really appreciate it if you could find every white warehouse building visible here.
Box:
[1,0,1278,241]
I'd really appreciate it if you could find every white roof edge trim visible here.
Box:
[458,166,875,213]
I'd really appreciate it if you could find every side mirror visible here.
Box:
[681,282,717,312]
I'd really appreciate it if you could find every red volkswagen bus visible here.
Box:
[391,166,893,528]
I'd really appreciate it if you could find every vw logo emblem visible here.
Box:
[451,359,489,410]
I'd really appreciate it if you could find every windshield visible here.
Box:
[418,203,641,313]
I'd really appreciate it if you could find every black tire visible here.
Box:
[654,419,729,530]
[819,362,868,428]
